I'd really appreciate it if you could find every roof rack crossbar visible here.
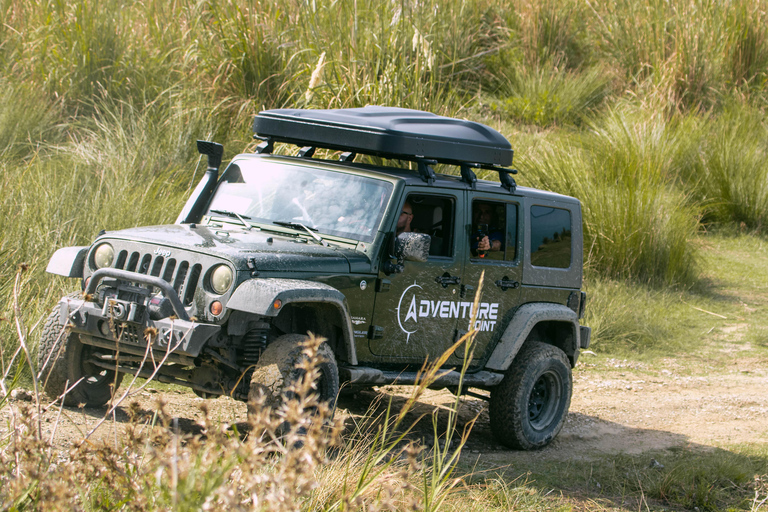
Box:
[298,146,316,158]
[498,169,517,193]
[255,138,274,154]
[416,159,437,185]
[460,164,478,189]
[339,152,356,162]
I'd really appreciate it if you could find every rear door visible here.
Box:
[457,193,523,369]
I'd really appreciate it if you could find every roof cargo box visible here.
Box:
[252,106,513,167]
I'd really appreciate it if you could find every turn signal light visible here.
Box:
[210,301,223,316]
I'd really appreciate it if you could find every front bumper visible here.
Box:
[60,269,221,359]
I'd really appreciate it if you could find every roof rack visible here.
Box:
[252,106,518,192]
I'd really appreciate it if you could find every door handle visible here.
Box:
[494,278,519,291]
[435,274,461,287]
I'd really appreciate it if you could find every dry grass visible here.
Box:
[0,268,486,510]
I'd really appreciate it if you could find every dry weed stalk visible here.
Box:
[1,268,482,510]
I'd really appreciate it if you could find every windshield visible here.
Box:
[205,158,394,243]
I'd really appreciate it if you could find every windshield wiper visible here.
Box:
[272,221,328,246]
[209,209,256,230]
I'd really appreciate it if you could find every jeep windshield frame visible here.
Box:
[204,157,394,244]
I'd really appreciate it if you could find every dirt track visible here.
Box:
[4,351,767,464]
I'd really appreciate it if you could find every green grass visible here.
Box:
[484,63,613,127]
[690,103,768,231]
[513,106,701,287]
[485,445,768,512]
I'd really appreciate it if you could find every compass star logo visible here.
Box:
[396,282,422,343]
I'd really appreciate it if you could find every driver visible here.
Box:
[396,201,414,236]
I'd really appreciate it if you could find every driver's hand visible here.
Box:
[477,236,491,251]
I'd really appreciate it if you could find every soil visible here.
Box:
[4,351,767,464]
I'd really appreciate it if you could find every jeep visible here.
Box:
[39,106,590,450]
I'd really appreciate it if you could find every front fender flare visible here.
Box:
[46,246,88,278]
[485,303,580,371]
[228,278,357,365]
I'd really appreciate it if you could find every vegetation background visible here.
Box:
[1,0,768,510]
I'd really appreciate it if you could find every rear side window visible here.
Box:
[469,200,518,262]
[530,206,571,268]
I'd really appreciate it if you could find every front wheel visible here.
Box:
[489,341,572,450]
[37,308,122,407]
[248,334,339,414]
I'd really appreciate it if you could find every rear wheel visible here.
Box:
[37,307,122,407]
[489,341,572,450]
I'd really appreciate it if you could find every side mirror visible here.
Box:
[395,232,431,262]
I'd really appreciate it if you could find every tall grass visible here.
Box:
[509,0,592,70]
[0,90,234,355]
[517,107,701,286]
[688,103,768,231]
[273,0,506,112]
[590,0,768,112]
[484,63,613,127]
[0,80,63,159]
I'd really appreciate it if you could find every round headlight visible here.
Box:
[93,244,114,269]
[210,265,233,295]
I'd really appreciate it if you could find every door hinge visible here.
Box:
[367,325,384,339]
[376,279,391,292]
[454,329,468,343]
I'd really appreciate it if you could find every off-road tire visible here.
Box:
[37,299,122,407]
[489,341,572,450]
[248,333,339,413]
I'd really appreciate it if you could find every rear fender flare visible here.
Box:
[485,303,580,371]
[228,278,357,365]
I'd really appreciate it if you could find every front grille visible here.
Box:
[114,249,202,306]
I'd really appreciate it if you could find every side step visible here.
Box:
[338,366,504,389]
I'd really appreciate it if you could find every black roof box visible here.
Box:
[252,106,513,167]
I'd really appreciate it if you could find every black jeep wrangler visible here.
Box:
[40,106,590,450]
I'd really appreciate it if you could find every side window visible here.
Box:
[530,206,571,268]
[404,194,455,257]
[471,200,518,262]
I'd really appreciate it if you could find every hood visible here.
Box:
[102,224,371,274]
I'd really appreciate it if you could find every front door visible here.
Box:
[456,194,523,369]
[368,189,464,365]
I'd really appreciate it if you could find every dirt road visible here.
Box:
[4,352,767,463]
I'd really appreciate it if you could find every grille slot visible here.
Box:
[139,254,151,274]
[151,256,164,277]
[174,261,189,296]
[127,252,140,272]
[184,264,202,306]
[163,259,177,282]
[115,250,127,269]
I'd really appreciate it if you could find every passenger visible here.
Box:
[471,202,503,256]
